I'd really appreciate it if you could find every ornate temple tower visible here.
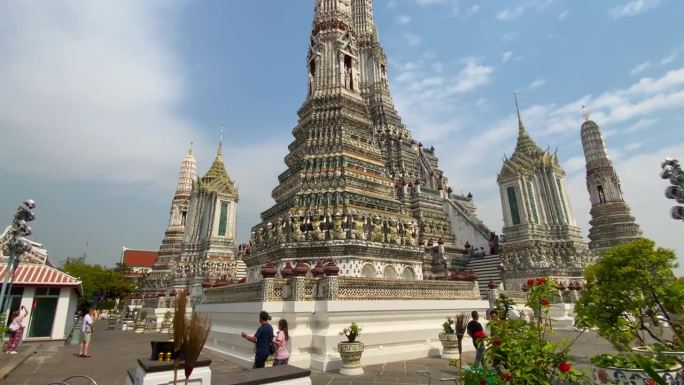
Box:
[170,140,243,290]
[497,97,594,290]
[146,147,197,289]
[244,0,424,281]
[352,0,491,274]
[580,111,642,255]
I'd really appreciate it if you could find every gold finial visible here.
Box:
[582,105,590,122]
[514,92,524,132]
[216,122,224,157]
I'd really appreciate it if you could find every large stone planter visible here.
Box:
[338,342,364,376]
[590,364,680,385]
[438,333,459,359]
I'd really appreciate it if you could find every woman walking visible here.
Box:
[5,305,28,354]
[273,319,290,366]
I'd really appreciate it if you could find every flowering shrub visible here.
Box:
[471,277,588,385]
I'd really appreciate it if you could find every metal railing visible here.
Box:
[47,375,97,385]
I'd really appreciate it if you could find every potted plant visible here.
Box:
[589,354,679,385]
[438,317,459,359]
[161,311,172,334]
[575,239,684,384]
[466,277,586,384]
[135,311,147,333]
[337,322,364,376]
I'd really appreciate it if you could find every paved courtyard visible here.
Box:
[1,328,615,385]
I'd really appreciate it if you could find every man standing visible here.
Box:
[78,309,94,358]
[466,311,486,368]
[240,310,274,368]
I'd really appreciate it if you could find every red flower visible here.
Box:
[558,362,571,373]
[540,299,550,307]
[647,379,656,385]
[473,330,486,338]
[480,381,487,385]
[493,338,502,346]
[536,277,546,286]
[527,279,535,286]
[501,371,512,381]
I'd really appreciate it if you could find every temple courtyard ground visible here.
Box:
[1,329,616,385]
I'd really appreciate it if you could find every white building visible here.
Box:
[1,238,82,341]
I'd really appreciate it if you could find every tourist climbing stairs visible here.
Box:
[466,254,502,299]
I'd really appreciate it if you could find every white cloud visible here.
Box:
[624,142,643,151]
[451,58,494,93]
[610,0,660,19]
[0,1,198,193]
[415,0,447,6]
[501,51,513,63]
[630,61,652,75]
[625,117,659,132]
[661,52,677,65]
[396,15,411,25]
[391,56,494,141]
[387,0,398,9]
[558,9,570,20]
[627,68,684,95]
[496,7,526,21]
[528,79,546,89]
[402,32,422,47]
[501,31,519,42]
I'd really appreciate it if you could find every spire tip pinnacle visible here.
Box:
[514,92,524,133]
[582,105,590,122]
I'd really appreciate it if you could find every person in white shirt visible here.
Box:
[78,309,94,358]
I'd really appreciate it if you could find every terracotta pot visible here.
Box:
[261,262,277,278]
[324,259,339,276]
[312,261,325,277]
[293,260,309,277]
[338,342,364,376]
[281,262,294,278]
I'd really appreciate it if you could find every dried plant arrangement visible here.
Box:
[454,313,468,370]
[172,290,189,385]
[183,313,211,385]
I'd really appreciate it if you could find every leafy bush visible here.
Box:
[575,239,683,351]
[442,317,454,334]
[339,322,362,342]
[591,353,677,370]
[481,277,586,384]
[494,293,515,320]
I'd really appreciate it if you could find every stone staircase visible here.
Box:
[466,254,503,299]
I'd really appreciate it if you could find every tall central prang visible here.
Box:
[243,0,491,281]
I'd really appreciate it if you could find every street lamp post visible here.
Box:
[0,200,37,316]
[660,158,684,221]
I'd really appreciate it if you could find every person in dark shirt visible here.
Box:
[241,310,274,368]
[466,311,486,368]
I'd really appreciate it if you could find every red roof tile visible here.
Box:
[122,249,158,267]
[0,263,82,294]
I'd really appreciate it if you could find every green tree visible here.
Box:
[60,259,134,308]
[575,238,683,351]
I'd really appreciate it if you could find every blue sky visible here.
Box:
[1,0,683,269]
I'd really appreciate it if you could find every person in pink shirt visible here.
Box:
[272,319,290,366]
[6,305,28,354]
